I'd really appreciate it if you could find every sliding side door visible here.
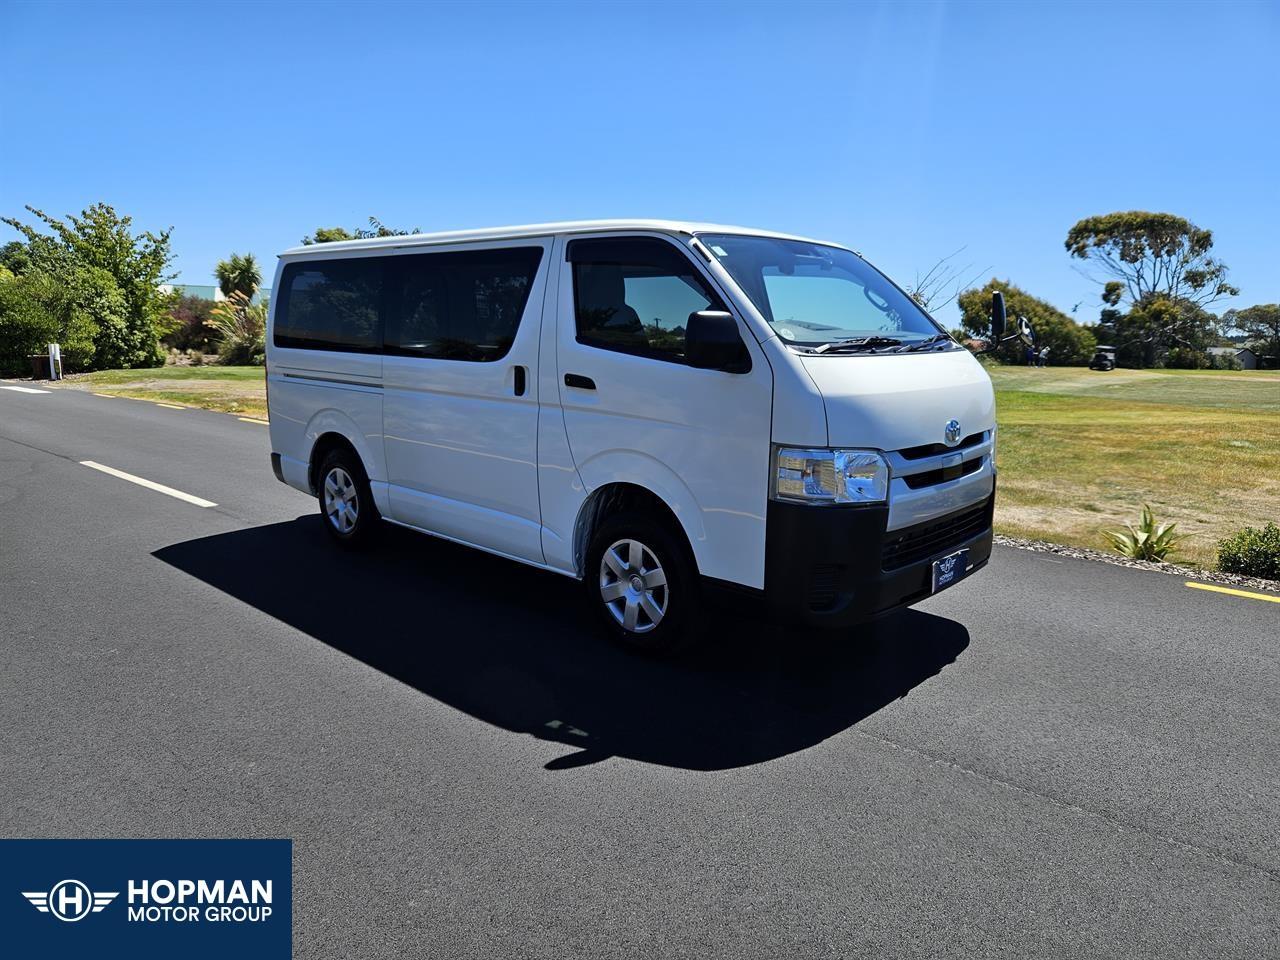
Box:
[382,240,551,564]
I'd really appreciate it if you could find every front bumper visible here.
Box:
[761,487,995,629]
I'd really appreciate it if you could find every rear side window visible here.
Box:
[274,257,384,352]
[386,247,543,362]
[568,237,724,362]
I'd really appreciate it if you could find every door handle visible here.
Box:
[513,365,527,397]
[564,373,596,390]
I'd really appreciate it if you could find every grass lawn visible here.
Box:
[58,365,268,418]
[54,362,1279,568]
[990,365,1280,567]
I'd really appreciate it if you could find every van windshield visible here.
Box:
[698,234,946,350]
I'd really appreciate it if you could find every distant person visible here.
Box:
[1037,345,1051,367]
[1026,346,1035,366]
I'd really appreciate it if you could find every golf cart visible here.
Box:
[1089,345,1116,371]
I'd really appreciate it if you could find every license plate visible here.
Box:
[931,548,970,593]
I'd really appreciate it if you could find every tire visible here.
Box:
[316,447,379,548]
[584,509,698,655]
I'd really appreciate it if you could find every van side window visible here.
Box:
[568,237,725,363]
[274,258,383,352]
[387,247,544,362]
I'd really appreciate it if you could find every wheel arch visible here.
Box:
[572,481,700,579]
[301,406,378,495]
[308,430,365,496]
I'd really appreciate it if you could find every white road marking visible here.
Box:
[0,385,51,394]
[153,402,185,409]
[79,461,217,508]
[238,417,269,425]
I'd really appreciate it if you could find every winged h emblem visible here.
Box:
[22,880,118,921]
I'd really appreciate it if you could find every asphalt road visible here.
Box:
[2,383,1277,958]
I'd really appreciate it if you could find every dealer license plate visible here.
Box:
[931,548,970,593]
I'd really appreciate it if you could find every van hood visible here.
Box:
[799,349,995,451]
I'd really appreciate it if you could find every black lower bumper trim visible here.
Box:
[760,490,995,629]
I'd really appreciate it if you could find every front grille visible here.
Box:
[901,456,984,490]
[881,499,991,571]
[899,431,985,461]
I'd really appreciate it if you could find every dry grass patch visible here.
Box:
[57,366,267,418]
[991,366,1280,567]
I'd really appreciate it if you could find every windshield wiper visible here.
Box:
[812,336,903,354]
[899,333,956,352]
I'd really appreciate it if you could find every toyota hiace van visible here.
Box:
[266,221,1002,652]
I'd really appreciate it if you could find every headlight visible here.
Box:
[772,447,889,504]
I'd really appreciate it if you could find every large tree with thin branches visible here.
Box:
[1065,211,1237,365]
[1065,211,1237,309]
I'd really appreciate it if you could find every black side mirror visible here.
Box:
[991,291,1007,342]
[686,310,751,373]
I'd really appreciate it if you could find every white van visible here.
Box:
[266,220,1002,652]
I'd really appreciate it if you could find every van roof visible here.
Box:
[278,219,833,257]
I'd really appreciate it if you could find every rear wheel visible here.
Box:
[317,448,378,547]
[585,510,697,655]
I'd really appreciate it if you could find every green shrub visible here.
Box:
[162,293,216,352]
[1217,522,1280,580]
[1162,347,1210,369]
[207,291,266,366]
[1207,352,1243,371]
[0,269,98,375]
[1103,504,1186,562]
[2,203,173,372]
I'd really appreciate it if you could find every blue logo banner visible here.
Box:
[0,839,292,959]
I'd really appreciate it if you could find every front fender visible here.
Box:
[574,449,710,571]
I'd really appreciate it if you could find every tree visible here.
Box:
[162,293,216,352]
[0,240,31,275]
[1092,296,1222,368]
[301,226,355,245]
[0,269,99,375]
[958,279,1096,365]
[1065,211,1237,309]
[1065,212,1237,367]
[215,252,261,299]
[1,203,173,369]
[905,247,989,313]
[301,217,419,245]
[1224,304,1280,361]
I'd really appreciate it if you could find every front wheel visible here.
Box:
[317,448,379,547]
[584,511,698,655]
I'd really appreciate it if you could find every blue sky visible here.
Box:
[2,0,1277,325]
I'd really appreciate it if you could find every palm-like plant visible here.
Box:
[1103,504,1187,562]
[206,291,267,364]
[215,252,261,300]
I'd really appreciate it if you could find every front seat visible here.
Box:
[576,264,645,348]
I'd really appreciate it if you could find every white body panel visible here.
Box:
[549,233,774,589]
[267,249,386,511]
[265,219,997,592]
[381,238,552,563]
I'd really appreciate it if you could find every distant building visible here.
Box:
[160,283,271,305]
[1207,345,1260,370]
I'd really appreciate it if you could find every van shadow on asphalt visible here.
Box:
[154,517,969,771]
